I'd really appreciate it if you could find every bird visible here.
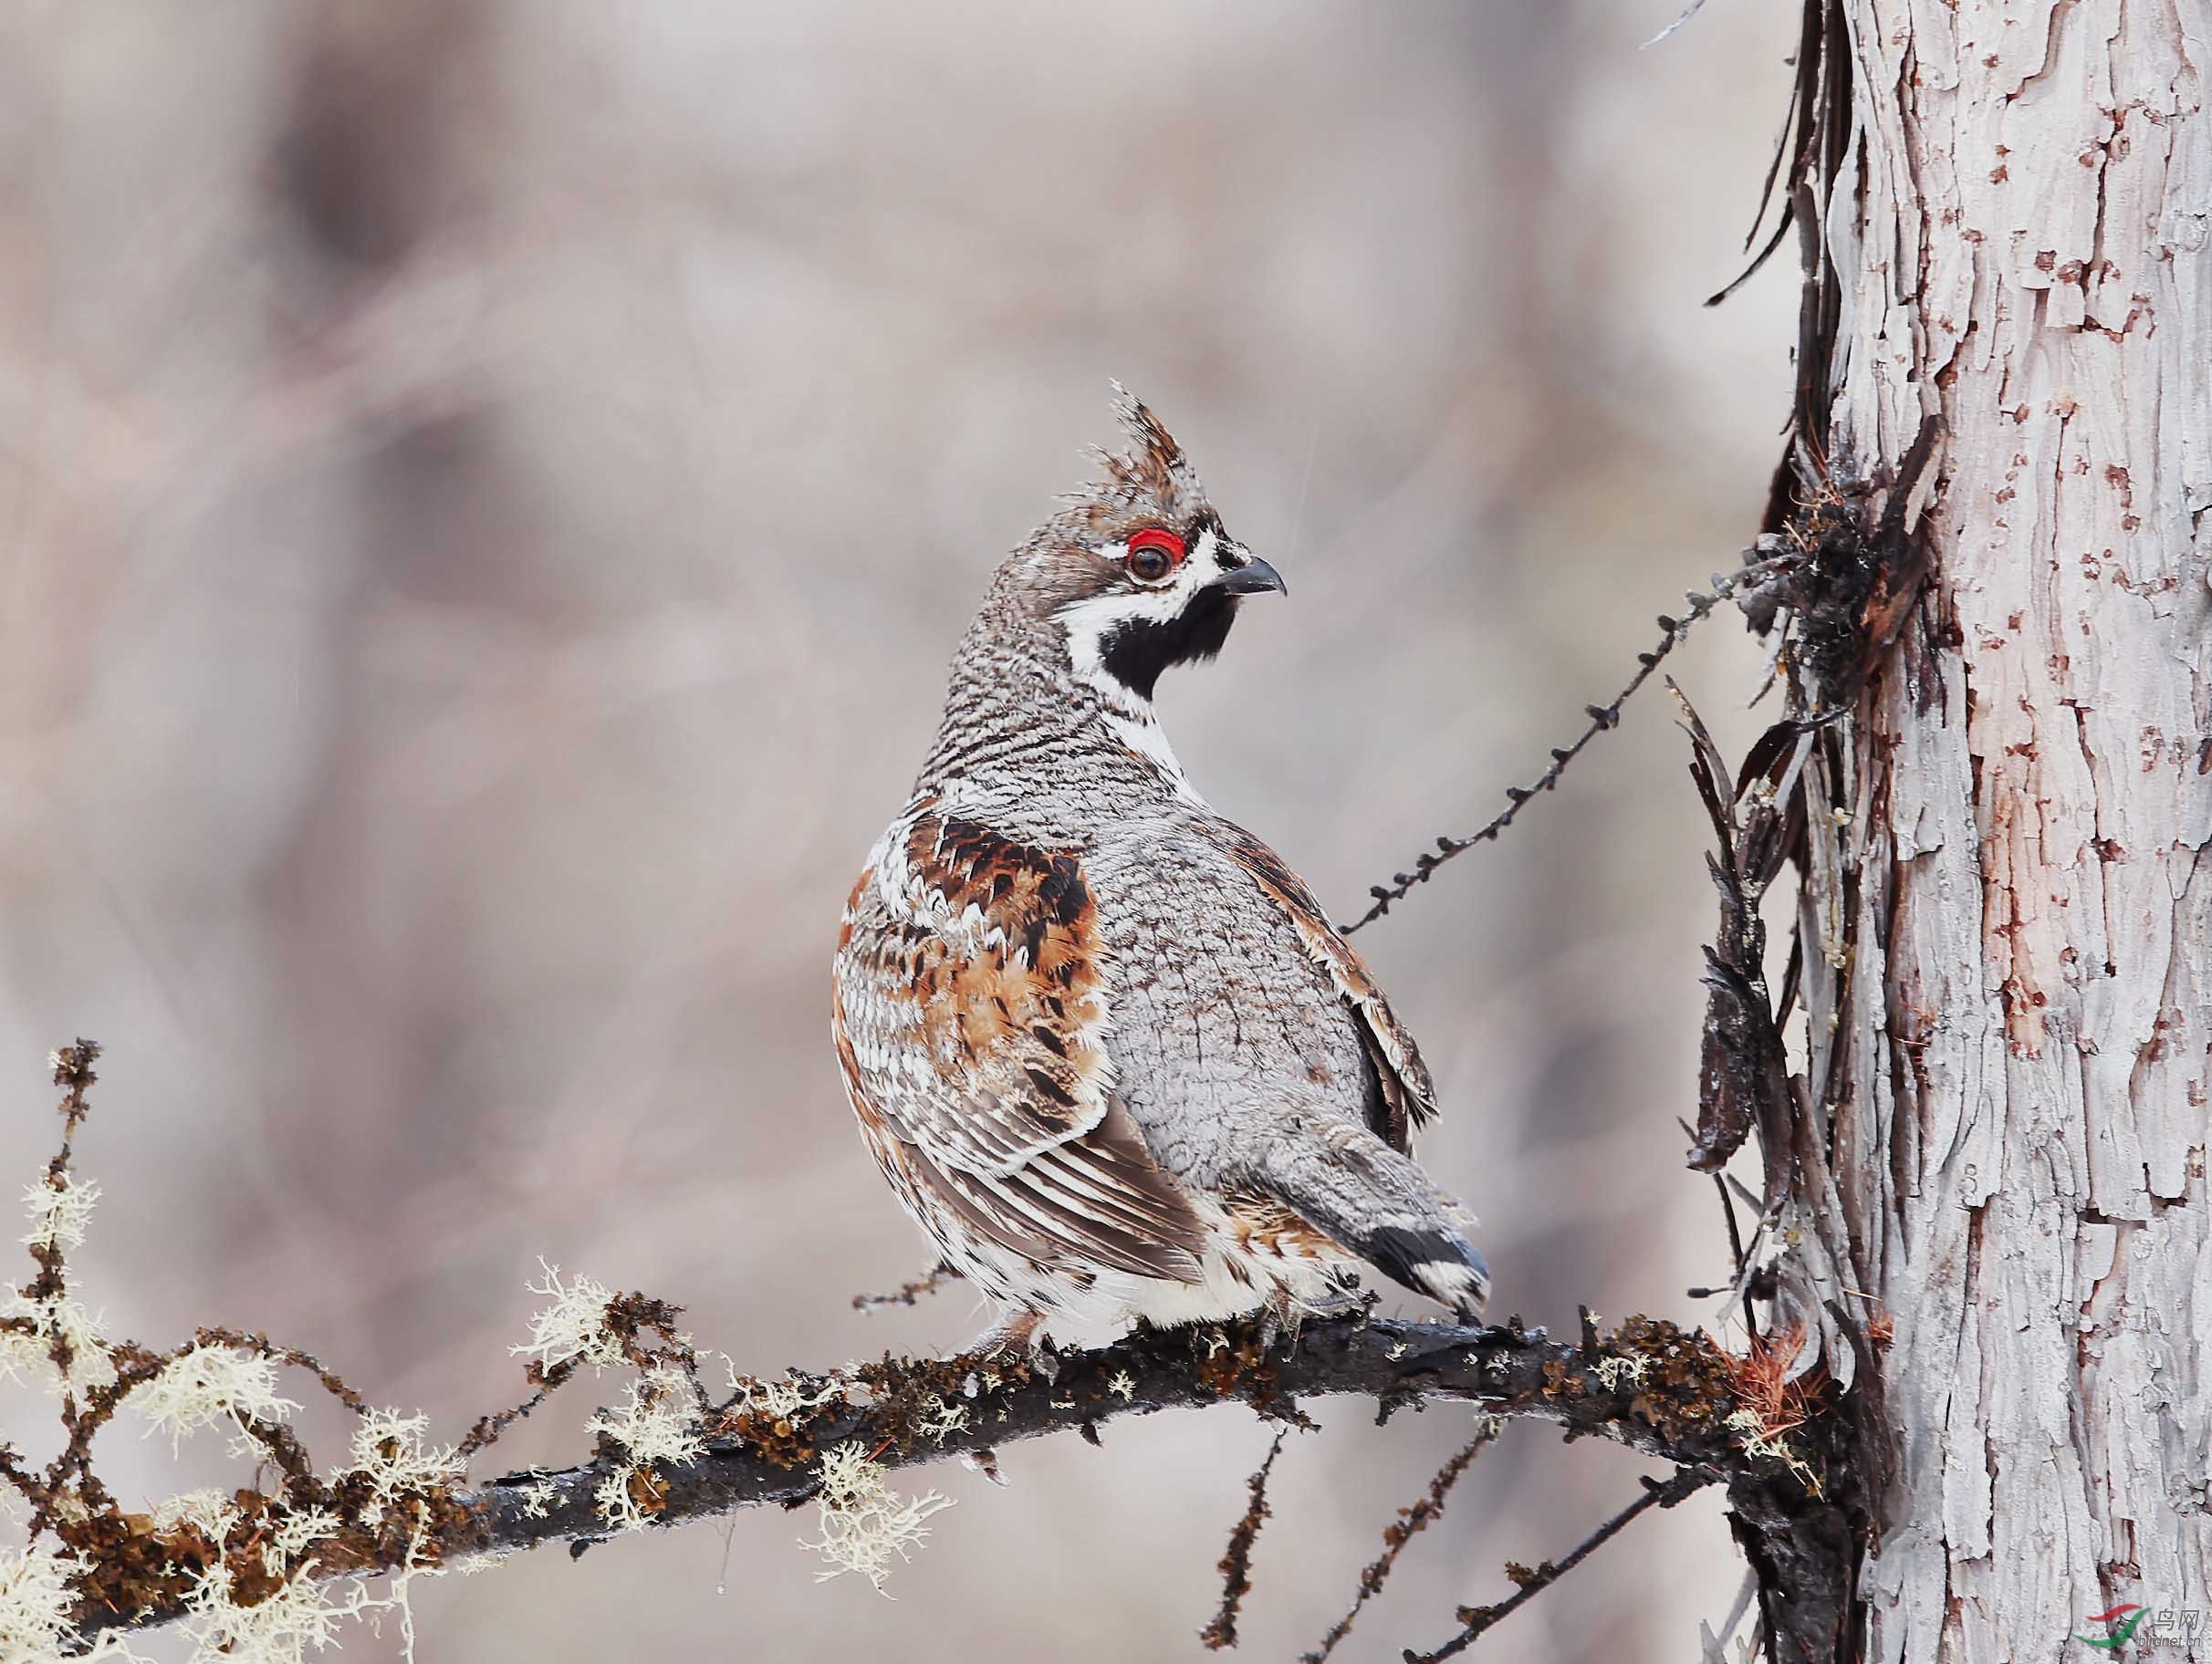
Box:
[831,388,1488,1352]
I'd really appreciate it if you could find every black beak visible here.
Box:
[1215,555,1287,597]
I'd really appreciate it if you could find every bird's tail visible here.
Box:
[1258,1119,1489,1321]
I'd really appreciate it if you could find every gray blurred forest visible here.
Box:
[2,3,1802,1658]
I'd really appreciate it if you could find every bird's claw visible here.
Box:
[957,1310,1057,1380]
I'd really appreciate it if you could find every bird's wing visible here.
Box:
[833,802,1205,1283]
[1224,829,1439,1150]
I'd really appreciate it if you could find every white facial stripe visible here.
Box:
[1055,538,1226,806]
[1057,545,1217,714]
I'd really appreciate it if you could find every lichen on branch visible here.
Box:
[2,1044,1846,1662]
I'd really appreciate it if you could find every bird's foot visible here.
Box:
[1256,1286,1321,1356]
[955,1309,1057,1382]
[1301,1280,1371,1322]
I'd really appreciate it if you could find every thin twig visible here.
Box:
[1303,1420,1502,1662]
[1705,214,1795,309]
[1402,1466,1722,1663]
[1640,0,1709,49]
[194,1328,369,1413]
[1716,1173,1748,1278]
[1341,556,1801,934]
[1199,1427,1287,1649]
[1702,1571,1762,1662]
[458,1375,567,1460]
[851,1264,963,1313]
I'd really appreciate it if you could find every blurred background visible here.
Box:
[2,2,1800,1657]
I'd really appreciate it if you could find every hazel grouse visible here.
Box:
[832,390,1488,1349]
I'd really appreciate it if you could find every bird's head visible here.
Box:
[994,387,1286,709]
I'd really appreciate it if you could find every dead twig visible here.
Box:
[1198,1427,1287,1650]
[851,1264,964,1313]
[1403,1465,1722,1663]
[1342,556,1802,935]
[1671,681,1813,1189]
[1302,1420,1502,1662]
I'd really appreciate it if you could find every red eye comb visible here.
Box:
[1126,527,1187,564]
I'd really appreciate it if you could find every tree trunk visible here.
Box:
[1786,1,2212,1658]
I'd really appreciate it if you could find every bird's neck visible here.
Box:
[915,604,1200,813]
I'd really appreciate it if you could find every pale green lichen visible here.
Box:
[130,1343,301,1456]
[0,1545,86,1662]
[588,1362,705,1468]
[511,1261,627,1376]
[799,1440,954,1594]
[331,1409,464,1506]
[594,1467,654,1530]
[1592,1353,1651,1389]
[1727,1407,1819,1491]
[914,1392,970,1444]
[21,1174,99,1254]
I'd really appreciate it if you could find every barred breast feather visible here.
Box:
[831,797,1208,1297]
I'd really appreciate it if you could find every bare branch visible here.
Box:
[1303,1419,1501,1662]
[851,1264,963,1314]
[1341,556,1802,935]
[1403,1465,1721,1663]
[1199,1426,1286,1650]
[1640,0,1711,50]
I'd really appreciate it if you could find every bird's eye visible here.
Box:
[1124,527,1185,583]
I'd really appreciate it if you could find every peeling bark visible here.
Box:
[1784,2,2212,1657]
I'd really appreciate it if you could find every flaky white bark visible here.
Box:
[1805,2,2211,1658]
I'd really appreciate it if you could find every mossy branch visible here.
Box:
[75,1308,1845,1650]
[16,1004,1852,1664]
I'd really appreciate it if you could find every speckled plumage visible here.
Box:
[833,390,1488,1334]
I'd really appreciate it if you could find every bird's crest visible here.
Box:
[1060,382,1211,528]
